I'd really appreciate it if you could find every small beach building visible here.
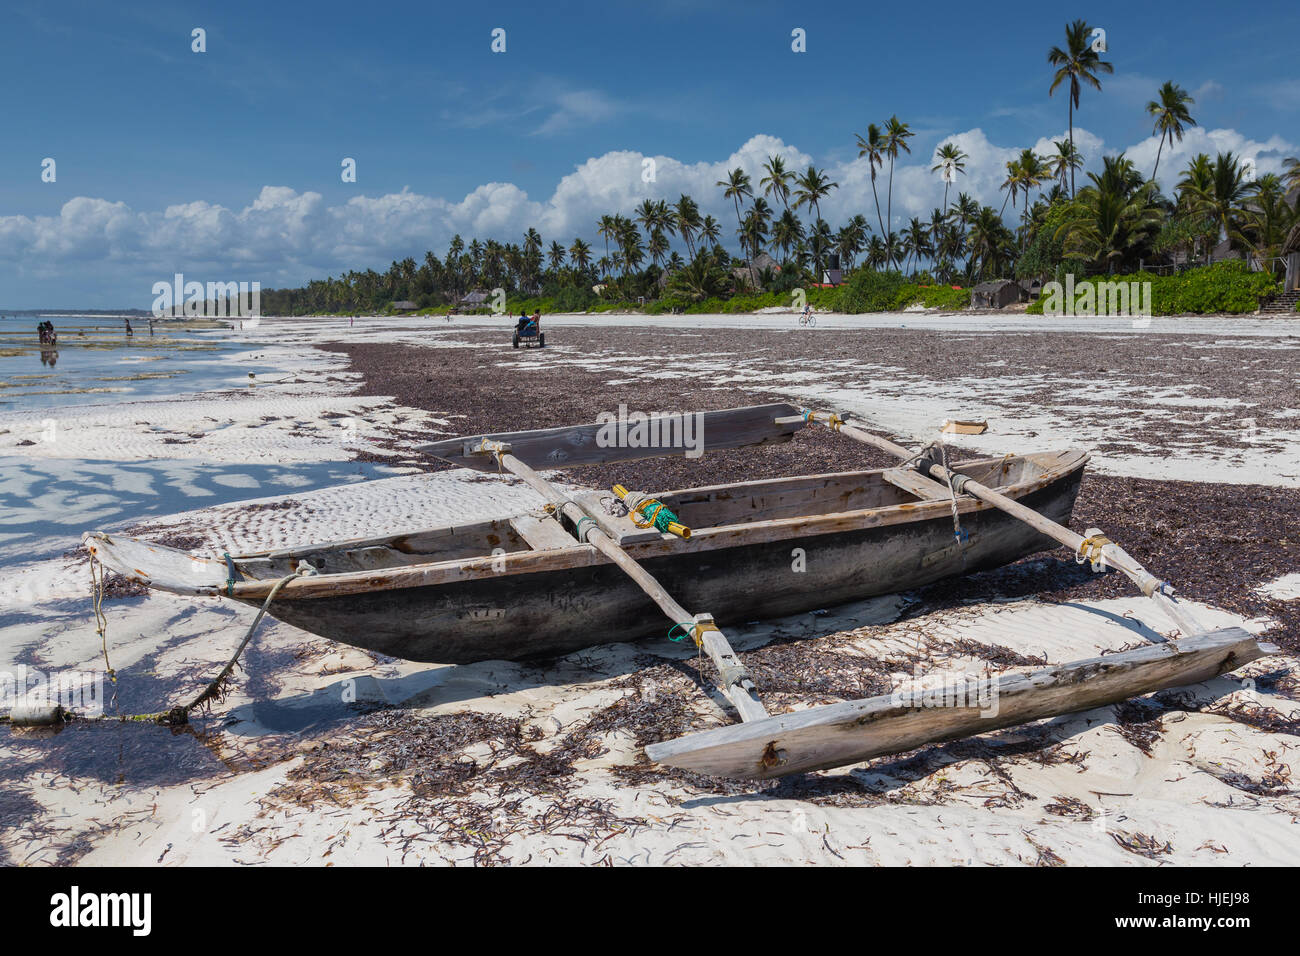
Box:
[390,300,418,312]
[458,291,490,310]
[971,279,1024,310]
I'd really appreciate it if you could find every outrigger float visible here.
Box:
[84,403,1273,779]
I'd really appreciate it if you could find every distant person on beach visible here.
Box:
[124,318,133,337]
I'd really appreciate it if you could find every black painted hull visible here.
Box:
[249,473,1082,664]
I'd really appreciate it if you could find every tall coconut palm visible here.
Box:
[547,240,566,274]
[793,166,839,279]
[699,215,722,253]
[931,142,968,213]
[746,197,773,262]
[1147,81,1197,182]
[1048,19,1113,197]
[855,123,889,239]
[837,214,869,270]
[1235,174,1299,271]
[760,155,794,210]
[883,116,914,266]
[999,157,1023,217]
[648,228,670,269]
[1282,156,1300,195]
[673,194,702,258]
[1181,151,1252,254]
[1048,139,1083,194]
[865,235,888,270]
[792,165,838,225]
[901,217,933,275]
[771,208,804,264]
[568,238,592,273]
[716,167,753,254]
[1056,178,1163,273]
[597,215,617,265]
[967,207,1016,279]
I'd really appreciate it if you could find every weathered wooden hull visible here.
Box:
[245,474,1081,664]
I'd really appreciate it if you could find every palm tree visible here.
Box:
[648,228,670,269]
[1056,177,1163,273]
[716,167,753,254]
[837,214,869,270]
[1048,140,1083,194]
[1048,19,1113,197]
[792,165,838,225]
[568,238,592,273]
[1181,151,1252,256]
[865,235,888,269]
[1147,81,1197,182]
[1235,174,1299,273]
[772,209,804,263]
[901,217,933,274]
[855,123,888,239]
[883,116,914,266]
[597,215,617,266]
[1012,149,1050,243]
[967,207,1016,279]
[1282,156,1300,195]
[547,240,566,274]
[673,194,702,258]
[932,142,968,213]
[793,166,839,279]
[760,155,794,210]
[999,157,1023,218]
[699,215,722,252]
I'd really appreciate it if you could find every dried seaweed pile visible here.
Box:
[262,671,715,863]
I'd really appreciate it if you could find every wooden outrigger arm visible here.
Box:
[464,439,768,723]
[783,410,1204,637]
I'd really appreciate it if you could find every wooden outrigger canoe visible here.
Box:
[84,402,1274,778]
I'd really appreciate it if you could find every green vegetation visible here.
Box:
[1026,261,1278,315]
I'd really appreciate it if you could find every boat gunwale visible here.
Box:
[225,448,1089,602]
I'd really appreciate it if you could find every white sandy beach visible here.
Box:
[2,312,1298,866]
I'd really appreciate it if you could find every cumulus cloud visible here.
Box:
[2,127,1294,307]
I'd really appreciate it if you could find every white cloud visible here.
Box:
[533,90,619,135]
[2,127,1294,306]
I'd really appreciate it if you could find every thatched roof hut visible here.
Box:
[390,300,418,312]
[970,279,1024,310]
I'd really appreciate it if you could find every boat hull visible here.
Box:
[245,473,1082,664]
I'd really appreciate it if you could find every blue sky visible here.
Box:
[2,0,1296,307]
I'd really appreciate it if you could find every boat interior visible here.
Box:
[227,451,1082,581]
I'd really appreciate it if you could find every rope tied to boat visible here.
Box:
[88,553,118,707]
[802,409,844,431]
[934,442,969,567]
[612,485,691,538]
[185,562,314,714]
[43,556,315,728]
[1076,533,1112,571]
[573,515,599,542]
[668,620,720,647]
